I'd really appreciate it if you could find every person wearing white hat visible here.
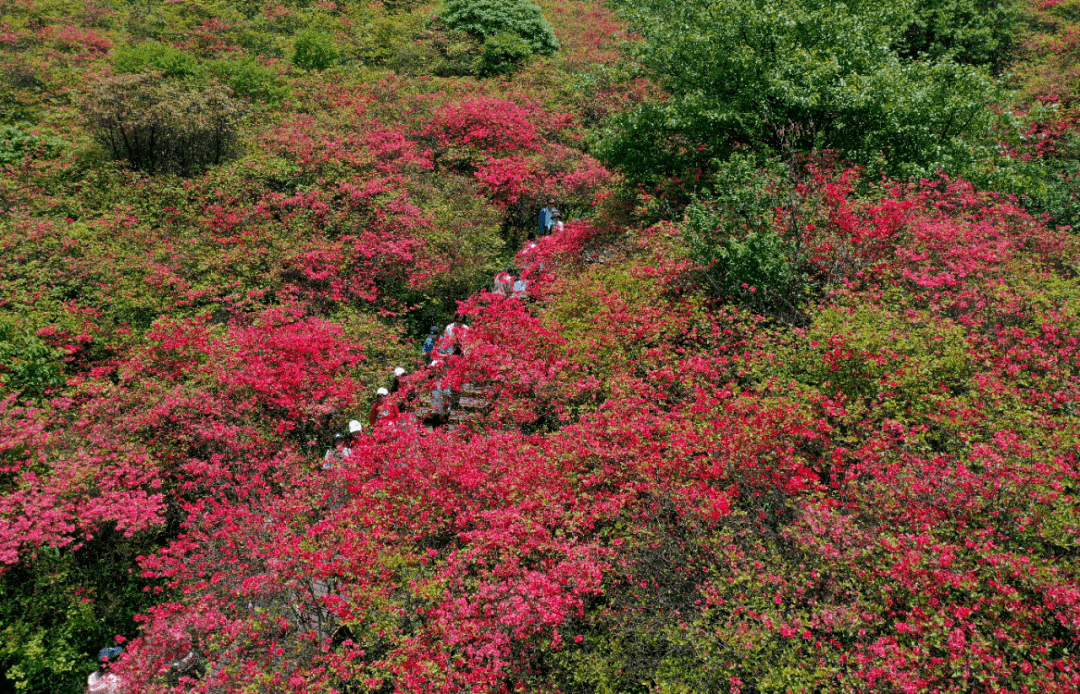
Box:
[442,314,468,356]
[369,387,397,429]
[346,419,363,448]
[390,366,407,394]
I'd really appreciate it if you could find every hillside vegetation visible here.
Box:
[0,0,1079,692]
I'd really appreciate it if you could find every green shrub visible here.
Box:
[111,41,199,78]
[441,0,559,56]
[682,155,805,317]
[292,28,339,70]
[85,73,244,176]
[207,56,288,104]
[0,319,64,399]
[0,124,60,165]
[480,31,533,76]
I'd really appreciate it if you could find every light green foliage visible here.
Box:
[291,28,339,70]
[441,0,559,56]
[206,56,288,104]
[480,31,533,76]
[0,124,60,165]
[790,301,973,422]
[0,319,64,399]
[598,0,1002,180]
[111,41,200,78]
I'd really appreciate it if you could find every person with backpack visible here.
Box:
[166,650,207,690]
[423,361,451,429]
[347,419,363,447]
[539,199,558,236]
[441,314,468,356]
[494,267,514,297]
[389,366,407,394]
[422,326,440,360]
[512,276,529,299]
[369,387,399,429]
[550,212,564,234]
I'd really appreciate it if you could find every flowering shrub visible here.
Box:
[4,1,1080,692]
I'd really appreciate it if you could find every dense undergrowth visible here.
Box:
[0,0,1079,692]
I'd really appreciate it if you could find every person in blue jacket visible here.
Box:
[422,326,440,360]
[538,199,558,236]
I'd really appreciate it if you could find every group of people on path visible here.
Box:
[90,202,567,691]
[320,199,567,464]
[322,339,461,466]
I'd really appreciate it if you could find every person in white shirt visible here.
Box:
[442,314,469,355]
[87,647,124,694]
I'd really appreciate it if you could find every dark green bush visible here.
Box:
[892,0,1020,72]
[441,0,559,56]
[207,56,288,104]
[85,73,244,176]
[480,31,533,76]
[111,41,199,78]
[682,156,806,318]
[292,28,339,70]
[0,319,64,399]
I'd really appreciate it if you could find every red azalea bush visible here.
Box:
[3,0,1080,691]
[67,168,1075,693]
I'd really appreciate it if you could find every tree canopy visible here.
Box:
[596,0,1004,179]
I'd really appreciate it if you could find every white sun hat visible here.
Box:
[348,420,363,434]
[376,387,389,396]
[394,367,406,376]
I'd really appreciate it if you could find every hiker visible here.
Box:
[347,419,363,447]
[369,387,399,429]
[512,276,529,299]
[550,212,564,234]
[441,314,468,356]
[323,433,349,469]
[539,199,558,236]
[87,647,124,694]
[390,366,407,394]
[166,650,206,690]
[494,267,514,297]
[421,326,440,360]
[424,361,451,429]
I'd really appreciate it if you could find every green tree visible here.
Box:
[597,0,1002,180]
[892,0,1019,72]
[291,28,339,70]
[441,0,559,56]
[480,31,533,76]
